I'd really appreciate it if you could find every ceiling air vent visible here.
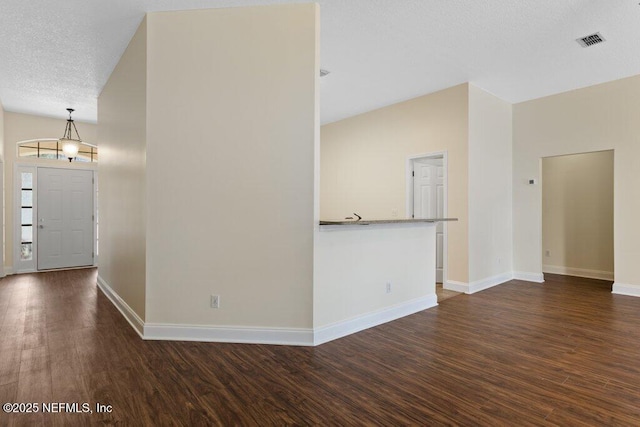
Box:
[576,32,605,48]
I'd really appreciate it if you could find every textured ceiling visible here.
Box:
[0,0,639,124]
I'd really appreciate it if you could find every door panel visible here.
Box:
[413,159,445,283]
[420,187,431,216]
[38,168,94,270]
[436,183,444,233]
[50,231,62,256]
[414,164,437,218]
[435,166,444,282]
[50,190,63,220]
[71,230,84,254]
[436,233,444,269]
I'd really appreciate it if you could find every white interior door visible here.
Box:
[413,158,445,283]
[37,168,94,270]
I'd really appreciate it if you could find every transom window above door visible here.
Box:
[17,139,98,163]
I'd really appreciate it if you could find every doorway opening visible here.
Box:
[406,152,448,287]
[15,165,97,274]
[541,150,614,282]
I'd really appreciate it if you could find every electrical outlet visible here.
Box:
[210,295,220,309]
[391,209,398,218]
[386,282,392,294]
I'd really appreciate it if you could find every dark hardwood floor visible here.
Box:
[436,283,461,302]
[2,269,640,425]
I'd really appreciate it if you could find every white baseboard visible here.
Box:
[313,294,438,346]
[3,266,14,276]
[97,275,145,338]
[445,272,514,294]
[612,282,640,297]
[444,280,469,293]
[468,272,514,294]
[144,323,314,346]
[98,277,439,346]
[543,265,613,281]
[513,271,545,283]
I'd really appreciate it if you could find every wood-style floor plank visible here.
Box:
[1,269,640,425]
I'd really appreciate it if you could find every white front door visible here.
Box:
[37,168,94,270]
[413,159,445,282]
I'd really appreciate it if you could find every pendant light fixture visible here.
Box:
[59,108,82,162]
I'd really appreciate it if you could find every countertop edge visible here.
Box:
[319,218,458,226]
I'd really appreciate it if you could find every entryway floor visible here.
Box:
[436,283,462,302]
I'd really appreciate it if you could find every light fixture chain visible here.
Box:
[59,108,82,162]
[71,120,81,141]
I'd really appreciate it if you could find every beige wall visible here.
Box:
[3,112,97,270]
[320,84,469,283]
[0,99,4,163]
[144,4,318,328]
[468,85,513,283]
[97,17,148,321]
[542,151,614,278]
[514,74,640,285]
[0,100,4,274]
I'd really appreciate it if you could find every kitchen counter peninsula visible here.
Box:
[314,216,458,344]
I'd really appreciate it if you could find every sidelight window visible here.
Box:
[20,172,34,260]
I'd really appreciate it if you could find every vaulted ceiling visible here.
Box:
[1,0,638,124]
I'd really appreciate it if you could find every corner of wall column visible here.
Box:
[0,161,4,278]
